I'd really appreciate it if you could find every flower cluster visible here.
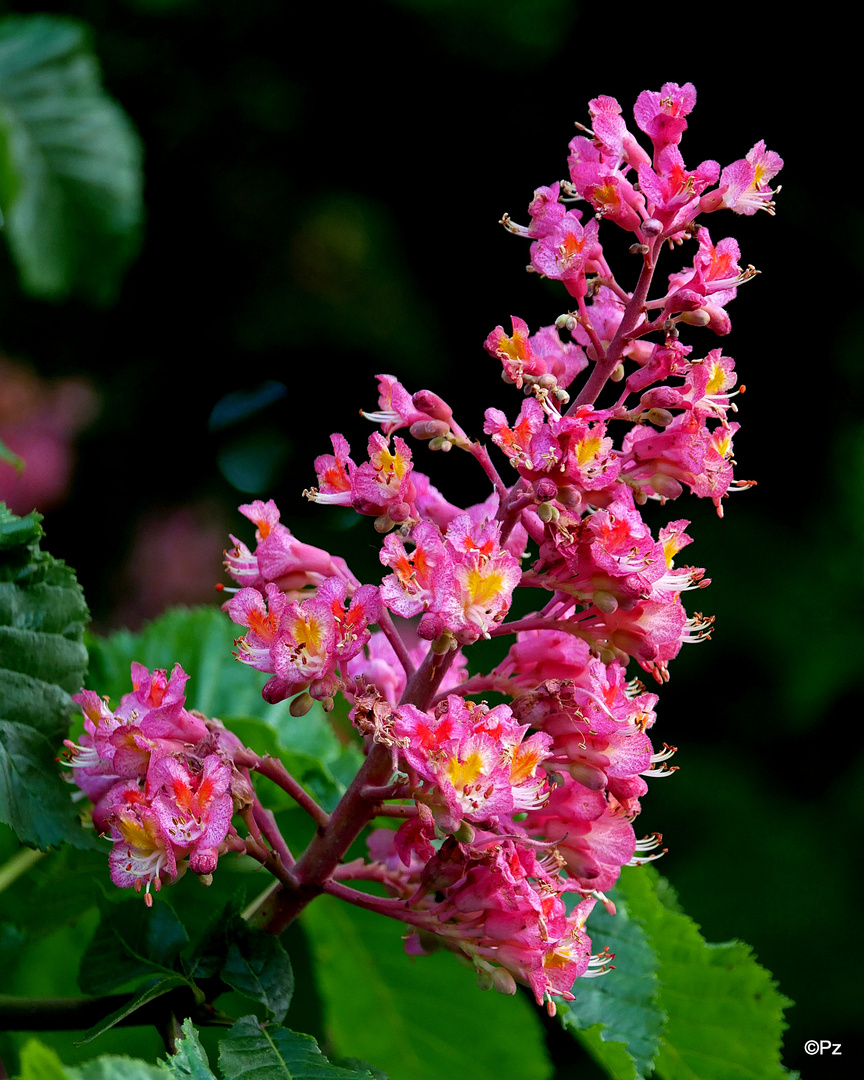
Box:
[62,664,243,904]
[65,83,779,1013]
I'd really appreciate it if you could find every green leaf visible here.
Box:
[159,1018,218,1080]
[618,867,793,1080]
[221,918,294,1022]
[68,1057,169,1080]
[15,1038,72,1080]
[559,893,665,1080]
[14,1040,171,1080]
[78,896,190,995]
[0,720,91,849]
[0,14,143,303]
[0,505,89,850]
[76,974,192,1045]
[218,1016,376,1079]
[302,895,551,1080]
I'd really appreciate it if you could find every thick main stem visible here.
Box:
[255,739,394,935]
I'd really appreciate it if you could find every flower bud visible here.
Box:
[453,820,475,844]
[190,848,218,876]
[476,967,494,991]
[418,613,445,641]
[650,473,684,499]
[645,408,674,428]
[388,501,411,524]
[591,589,619,614]
[640,386,684,410]
[289,691,315,717]
[556,485,582,511]
[534,477,558,501]
[537,501,559,523]
[310,674,339,701]
[491,967,518,995]
[410,419,451,441]
[412,390,453,423]
[679,308,711,327]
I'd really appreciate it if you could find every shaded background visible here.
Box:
[0,1,861,1075]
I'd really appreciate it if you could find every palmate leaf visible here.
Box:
[0,14,143,303]
[559,891,665,1080]
[615,867,792,1080]
[218,1016,377,1080]
[0,505,90,850]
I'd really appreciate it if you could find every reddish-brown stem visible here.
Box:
[322,878,441,930]
[256,739,396,934]
[571,252,658,409]
[236,750,330,829]
[253,800,294,868]
[376,607,416,680]
[371,802,417,818]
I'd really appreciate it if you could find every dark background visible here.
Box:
[0,2,861,1075]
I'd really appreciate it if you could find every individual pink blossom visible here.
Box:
[530,214,600,299]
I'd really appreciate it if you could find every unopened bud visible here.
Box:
[650,473,683,499]
[418,613,445,641]
[453,820,475,844]
[388,501,411,524]
[537,501,559,523]
[374,514,393,533]
[289,691,315,717]
[429,436,452,452]
[640,386,683,409]
[190,847,218,876]
[412,390,453,423]
[678,308,711,327]
[645,408,674,428]
[534,477,557,501]
[410,419,451,441]
[557,486,582,511]
[491,967,518,995]
[476,967,494,991]
[610,363,625,382]
[641,217,663,237]
[310,675,339,702]
[591,589,619,615]
[431,629,456,654]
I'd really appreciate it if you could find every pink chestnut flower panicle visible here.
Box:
[63,81,779,1014]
